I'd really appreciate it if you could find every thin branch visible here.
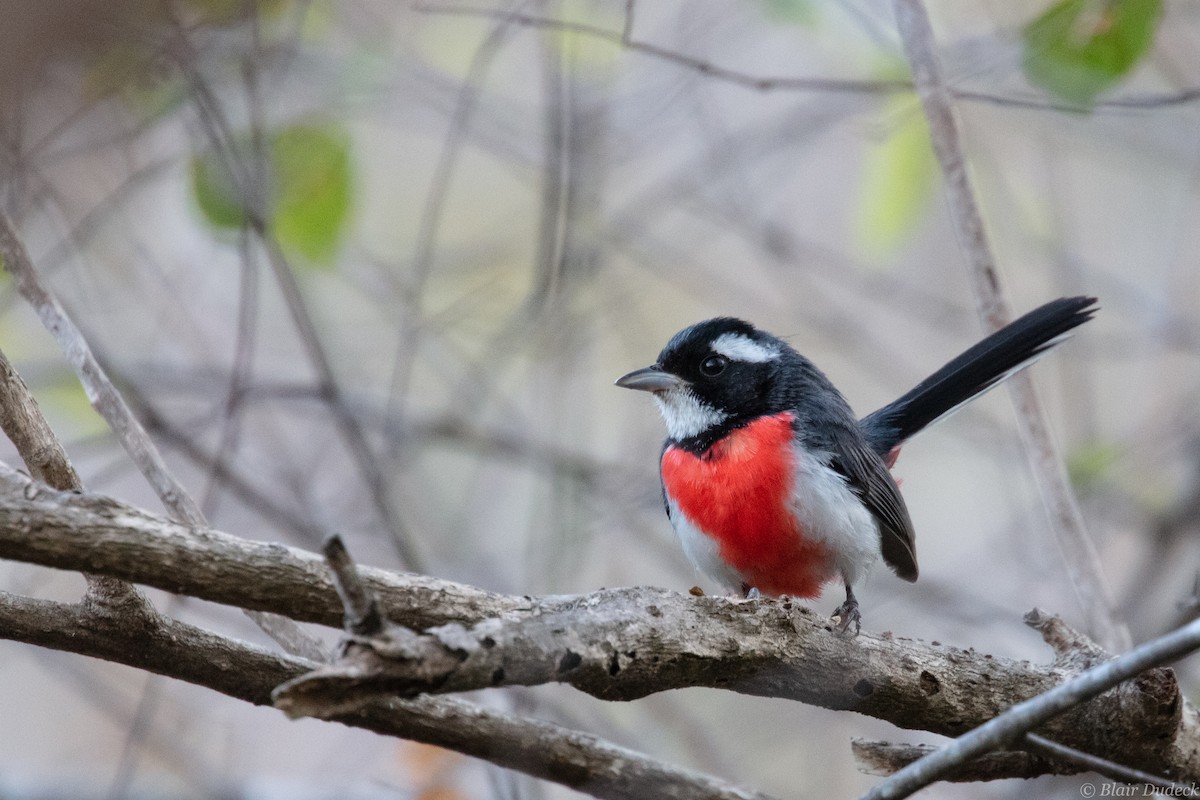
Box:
[161,18,426,571]
[891,0,1129,653]
[0,588,776,800]
[386,14,511,421]
[856,733,1200,792]
[1023,734,1197,796]
[259,236,427,570]
[0,226,144,602]
[0,211,318,657]
[852,739,1079,782]
[415,2,1200,110]
[196,225,260,519]
[954,86,1200,112]
[0,345,81,490]
[0,211,205,526]
[322,534,383,636]
[119,382,328,545]
[861,614,1200,800]
[416,2,910,95]
[110,367,636,490]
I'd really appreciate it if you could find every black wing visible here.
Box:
[827,425,919,582]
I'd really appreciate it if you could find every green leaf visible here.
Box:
[41,375,109,439]
[545,0,623,71]
[190,148,248,230]
[856,99,939,258]
[760,0,818,26]
[177,0,290,26]
[188,123,353,266]
[1067,441,1121,491]
[83,43,186,116]
[270,124,353,266]
[1022,0,1162,109]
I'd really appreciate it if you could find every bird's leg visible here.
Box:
[737,583,763,601]
[832,582,861,635]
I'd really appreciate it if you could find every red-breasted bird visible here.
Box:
[616,296,1097,633]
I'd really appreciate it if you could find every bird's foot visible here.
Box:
[831,597,861,636]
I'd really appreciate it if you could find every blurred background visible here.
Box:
[0,0,1197,797]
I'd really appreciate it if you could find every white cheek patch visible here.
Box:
[653,387,728,441]
[711,332,779,363]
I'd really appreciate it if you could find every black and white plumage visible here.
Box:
[616,296,1098,632]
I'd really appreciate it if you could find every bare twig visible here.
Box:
[0,588,776,800]
[0,211,318,657]
[415,2,1200,110]
[118,379,328,544]
[1023,734,1197,796]
[196,227,259,519]
[386,15,511,422]
[415,2,910,95]
[0,226,144,602]
[861,614,1200,800]
[258,236,427,570]
[0,210,205,526]
[891,0,1129,652]
[157,15,425,571]
[955,87,1200,112]
[852,739,1078,781]
[322,534,383,636]
[0,346,81,490]
[856,733,1199,792]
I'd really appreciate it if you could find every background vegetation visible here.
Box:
[0,0,1197,797]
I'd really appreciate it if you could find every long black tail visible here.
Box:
[859,296,1098,457]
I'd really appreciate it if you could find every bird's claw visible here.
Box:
[832,598,861,636]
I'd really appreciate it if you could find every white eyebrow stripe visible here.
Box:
[711,332,779,363]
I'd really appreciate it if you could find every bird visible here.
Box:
[615,296,1098,633]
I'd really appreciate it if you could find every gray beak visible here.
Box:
[614,366,686,393]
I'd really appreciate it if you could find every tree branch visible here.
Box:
[852,739,1079,782]
[0,460,525,629]
[863,611,1200,799]
[0,221,146,603]
[0,461,1195,784]
[0,295,765,798]
[854,733,1200,792]
[0,210,206,527]
[0,345,81,490]
[0,210,319,658]
[0,587,770,800]
[1023,734,1197,795]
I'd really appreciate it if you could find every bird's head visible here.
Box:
[616,317,791,445]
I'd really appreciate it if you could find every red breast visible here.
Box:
[660,411,837,597]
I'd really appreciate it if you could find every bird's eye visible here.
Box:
[699,354,727,377]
